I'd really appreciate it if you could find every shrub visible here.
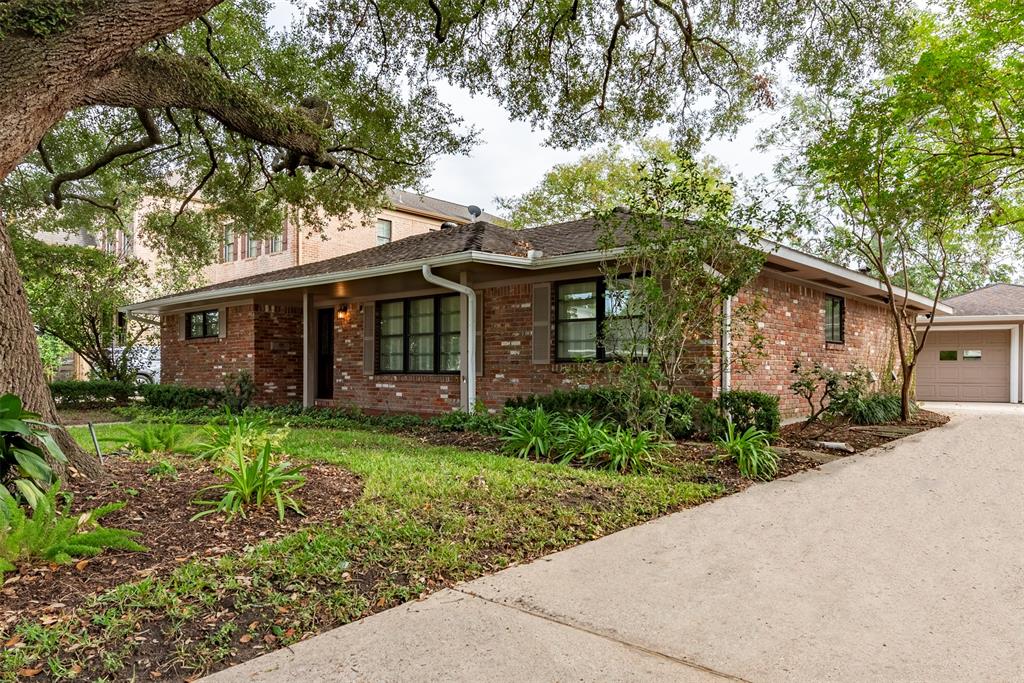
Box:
[506,387,697,436]
[552,413,610,465]
[193,411,289,462]
[223,371,256,413]
[586,427,669,474]
[102,423,193,455]
[192,442,308,522]
[0,393,65,504]
[718,390,781,436]
[146,460,178,480]
[500,407,561,459]
[0,484,145,577]
[666,392,699,439]
[713,421,779,480]
[49,380,135,408]
[843,393,905,425]
[429,408,501,435]
[139,383,224,410]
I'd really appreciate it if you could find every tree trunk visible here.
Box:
[0,213,103,480]
[900,363,914,422]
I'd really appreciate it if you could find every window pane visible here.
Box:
[408,298,434,334]
[963,349,982,360]
[408,334,434,371]
[939,350,957,361]
[379,336,403,372]
[439,296,460,333]
[247,233,259,257]
[558,282,597,320]
[605,283,640,318]
[188,313,204,338]
[605,318,648,358]
[557,320,597,359]
[204,311,219,337]
[377,219,392,245]
[439,333,460,372]
[380,302,404,335]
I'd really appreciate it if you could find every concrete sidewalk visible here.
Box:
[204,404,1024,682]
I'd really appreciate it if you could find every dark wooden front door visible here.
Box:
[316,307,335,400]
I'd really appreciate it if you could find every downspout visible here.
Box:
[721,295,732,395]
[422,265,476,410]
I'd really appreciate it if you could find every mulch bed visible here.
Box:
[0,456,362,625]
[777,409,949,454]
[667,442,821,493]
[57,408,126,426]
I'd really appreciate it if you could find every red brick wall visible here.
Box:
[161,303,303,405]
[729,274,894,417]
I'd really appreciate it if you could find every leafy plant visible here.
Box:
[586,427,669,474]
[193,411,289,462]
[429,407,501,435]
[103,423,192,455]
[500,407,561,459]
[146,460,178,480]
[0,393,65,503]
[843,392,905,425]
[0,484,145,577]
[49,380,136,408]
[552,414,610,465]
[139,383,224,410]
[223,370,256,413]
[192,442,308,522]
[714,421,779,481]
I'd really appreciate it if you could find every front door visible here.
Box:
[316,307,335,400]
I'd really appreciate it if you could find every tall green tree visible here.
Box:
[0,0,912,477]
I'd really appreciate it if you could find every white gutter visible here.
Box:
[917,313,1024,324]
[421,264,476,411]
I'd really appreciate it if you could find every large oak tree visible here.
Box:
[0,0,911,478]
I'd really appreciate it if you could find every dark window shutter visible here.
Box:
[362,302,375,375]
[532,283,551,364]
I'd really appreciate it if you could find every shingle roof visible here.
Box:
[170,216,627,299]
[387,189,504,224]
[942,283,1024,316]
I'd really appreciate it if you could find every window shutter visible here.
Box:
[532,283,551,364]
[218,307,228,338]
[475,291,484,376]
[177,314,186,340]
[362,302,375,375]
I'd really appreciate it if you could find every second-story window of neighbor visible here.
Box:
[377,218,393,245]
[267,231,284,253]
[246,231,260,258]
[222,225,236,262]
[121,228,134,254]
[824,294,845,343]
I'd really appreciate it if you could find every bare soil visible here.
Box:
[777,409,950,454]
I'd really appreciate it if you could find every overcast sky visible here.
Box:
[268,2,781,212]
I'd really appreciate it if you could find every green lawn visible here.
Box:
[1,424,721,681]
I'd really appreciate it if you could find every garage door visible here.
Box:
[917,330,1011,402]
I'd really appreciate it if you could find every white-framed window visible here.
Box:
[267,232,284,253]
[376,219,393,245]
[222,226,236,262]
[246,232,260,258]
[121,229,134,254]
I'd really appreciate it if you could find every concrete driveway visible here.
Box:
[205,404,1024,682]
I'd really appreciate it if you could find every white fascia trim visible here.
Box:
[760,239,953,314]
[918,313,1024,324]
[917,322,1021,403]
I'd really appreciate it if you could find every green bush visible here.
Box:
[193,411,290,462]
[713,421,779,480]
[101,423,193,455]
[843,393,905,425]
[192,441,308,522]
[223,371,256,413]
[586,427,669,474]
[49,380,135,408]
[500,407,561,459]
[552,413,610,465]
[666,392,699,439]
[0,393,66,504]
[718,390,781,435]
[429,408,501,435]
[0,484,145,577]
[139,383,224,410]
[506,387,697,435]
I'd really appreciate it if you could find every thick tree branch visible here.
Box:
[82,53,337,170]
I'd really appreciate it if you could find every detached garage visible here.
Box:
[917,284,1024,404]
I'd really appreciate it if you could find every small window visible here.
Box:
[185,310,220,339]
[221,226,236,262]
[377,295,460,373]
[963,349,982,360]
[267,232,284,253]
[246,232,260,258]
[939,350,958,361]
[824,295,845,343]
[376,219,393,245]
[556,281,599,360]
[555,278,649,362]
[121,229,134,254]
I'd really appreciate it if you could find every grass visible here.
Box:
[1,424,721,681]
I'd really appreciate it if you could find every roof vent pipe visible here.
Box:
[421,264,476,410]
[440,221,458,230]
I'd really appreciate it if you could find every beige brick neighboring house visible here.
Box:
[35,189,498,379]
[125,216,950,418]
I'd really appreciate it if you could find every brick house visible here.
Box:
[124,217,948,418]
